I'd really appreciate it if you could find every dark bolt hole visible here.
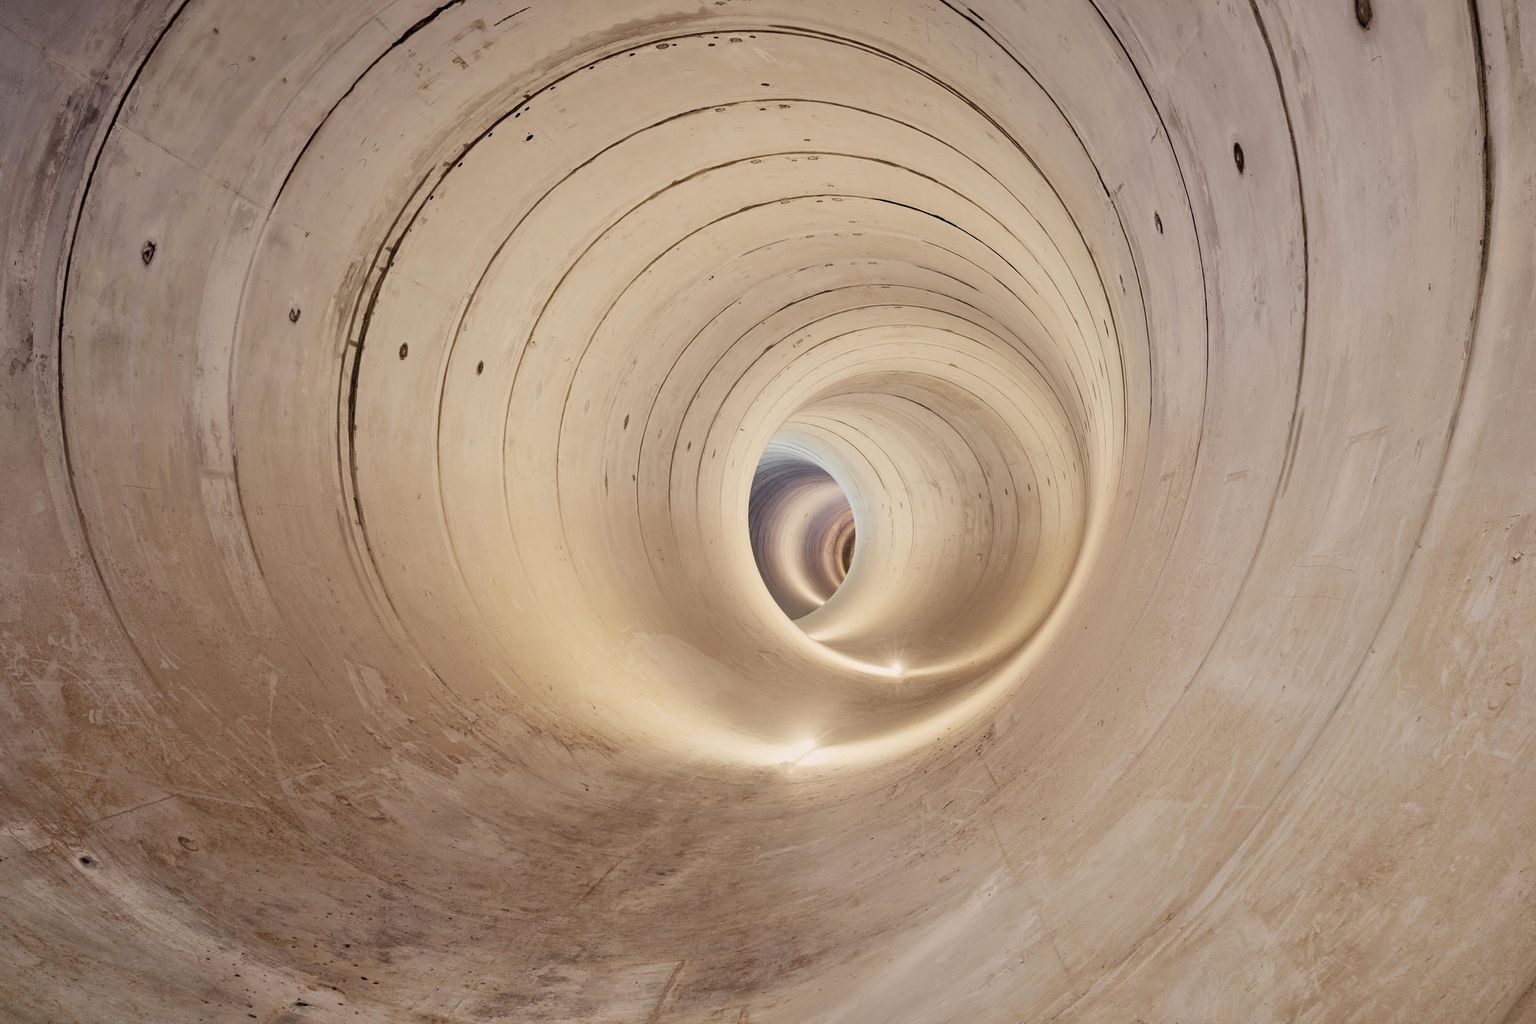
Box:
[78,855,95,866]
[398,343,409,360]
[1355,0,1373,29]
[1154,211,1163,234]
[1233,141,1246,174]
[475,360,485,375]
[140,240,156,266]
[288,307,301,323]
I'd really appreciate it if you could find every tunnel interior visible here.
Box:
[2,0,1535,1021]
[748,446,857,621]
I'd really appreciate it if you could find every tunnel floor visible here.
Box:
[2,0,1535,1021]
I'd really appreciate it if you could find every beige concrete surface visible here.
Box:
[1,0,1533,1020]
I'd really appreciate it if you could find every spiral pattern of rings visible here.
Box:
[2,0,1534,1020]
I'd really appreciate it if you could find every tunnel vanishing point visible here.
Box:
[2,0,1535,1021]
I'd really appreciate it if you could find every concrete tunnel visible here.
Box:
[2,0,1534,1020]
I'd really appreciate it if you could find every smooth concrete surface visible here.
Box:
[1,0,1533,1020]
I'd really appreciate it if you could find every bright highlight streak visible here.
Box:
[776,738,819,764]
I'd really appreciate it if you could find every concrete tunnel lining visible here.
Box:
[1,0,1533,1021]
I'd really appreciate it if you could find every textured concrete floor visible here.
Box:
[1,0,1534,1021]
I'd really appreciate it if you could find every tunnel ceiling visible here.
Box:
[2,0,1535,1021]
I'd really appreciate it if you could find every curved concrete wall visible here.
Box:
[1,0,1533,1020]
